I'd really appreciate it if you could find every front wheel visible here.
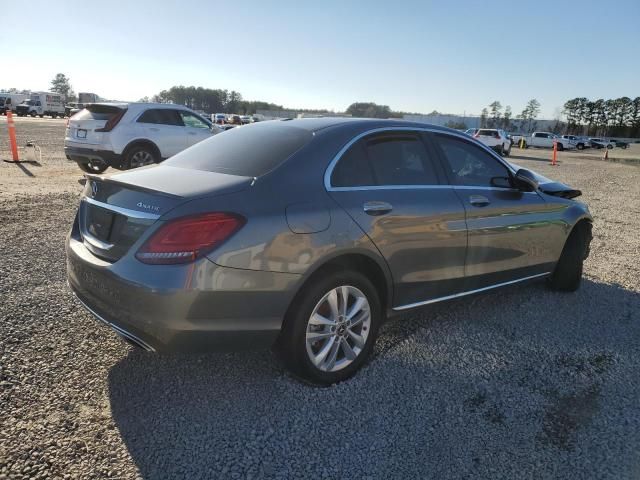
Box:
[607,144,613,149]
[278,271,382,385]
[577,143,584,150]
[547,222,592,292]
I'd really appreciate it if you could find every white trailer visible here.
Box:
[0,93,29,114]
[16,92,66,118]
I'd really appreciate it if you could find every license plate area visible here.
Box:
[86,205,115,242]
[77,129,87,139]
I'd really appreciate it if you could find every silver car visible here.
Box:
[67,118,592,384]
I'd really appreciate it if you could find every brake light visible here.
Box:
[494,132,500,139]
[95,109,126,132]
[136,213,245,265]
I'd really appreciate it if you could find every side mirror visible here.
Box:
[514,168,538,191]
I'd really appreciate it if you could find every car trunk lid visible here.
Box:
[79,165,254,262]
[66,104,126,146]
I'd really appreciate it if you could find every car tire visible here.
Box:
[577,143,584,150]
[77,161,108,174]
[502,144,511,157]
[278,270,382,385]
[607,144,613,149]
[39,114,44,118]
[51,113,57,119]
[124,145,158,169]
[547,222,592,292]
[30,111,37,118]
[557,143,564,151]
[496,145,504,155]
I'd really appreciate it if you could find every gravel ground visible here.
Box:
[1,119,639,479]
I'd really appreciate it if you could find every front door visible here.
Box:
[327,130,468,307]
[135,108,190,158]
[178,111,215,148]
[431,132,557,291]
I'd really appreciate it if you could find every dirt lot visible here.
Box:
[1,117,639,479]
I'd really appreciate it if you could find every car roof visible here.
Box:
[270,117,458,134]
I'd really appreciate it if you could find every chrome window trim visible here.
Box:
[328,184,538,194]
[392,272,551,311]
[324,126,517,192]
[83,196,161,220]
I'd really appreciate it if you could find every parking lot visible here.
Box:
[1,117,639,479]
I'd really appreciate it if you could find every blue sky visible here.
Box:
[3,0,638,117]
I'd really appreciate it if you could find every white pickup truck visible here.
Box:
[523,132,577,151]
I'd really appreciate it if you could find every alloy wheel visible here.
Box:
[305,285,371,372]
[130,150,154,168]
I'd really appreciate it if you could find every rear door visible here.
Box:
[327,130,468,307]
[432,132,557,290]
[136,108,188,158]
[177,111,215,147]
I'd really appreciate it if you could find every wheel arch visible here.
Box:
[121,139,162,162]
[281,250,393,332]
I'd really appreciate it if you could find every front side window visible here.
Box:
[331,132,439,187]
[435,134,510,187]
[179,112,210,129]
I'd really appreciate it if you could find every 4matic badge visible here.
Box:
[136,201,160,213]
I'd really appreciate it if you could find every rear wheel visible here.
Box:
[50,113,57,119]
[496,144,504,155]
[607,144,613,149]
[502,143,511,157]
[577,143,584,150]
[78,161,108,174]
[30,111,37,118]
[125,145,157,169]
[547,222,592,292]
[278,271,381,385]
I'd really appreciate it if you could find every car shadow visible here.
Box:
[108,279,640,478]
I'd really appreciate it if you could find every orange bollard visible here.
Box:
[603,148,609,161]
[6,110,19,161]
[550,140,558,166]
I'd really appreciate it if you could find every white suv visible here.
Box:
[65,103,223,173]
[471,129,511,156]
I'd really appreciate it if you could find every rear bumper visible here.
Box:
[66,233,301,353]
[65,146,123,168]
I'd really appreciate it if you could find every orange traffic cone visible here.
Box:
[603,148,609,161]
[550,140,558,166]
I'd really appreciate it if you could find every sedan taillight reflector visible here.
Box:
[136,213,245,265]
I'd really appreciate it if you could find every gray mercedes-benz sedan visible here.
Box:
[67,118,592,384]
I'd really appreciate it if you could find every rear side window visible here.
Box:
[179,111,210,129]
[435,134,510,187]
[331,132,439,187]
[137,109,183,126]
[73,105,124,121]
[164,123,313,177]
[331,141,374,187]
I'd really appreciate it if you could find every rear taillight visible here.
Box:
[494,133,500,139]
[96,109,126,132]
[136,213,245,265]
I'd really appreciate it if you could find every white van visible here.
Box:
[0,93,29,114]
[15,92,66,118]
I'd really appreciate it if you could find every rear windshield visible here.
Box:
[164,122,314,177]
[74,104,124,121]
[477,129,497,136]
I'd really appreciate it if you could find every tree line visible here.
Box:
[563,97,640,137]
[477,99,540,132]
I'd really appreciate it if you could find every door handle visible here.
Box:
[149,127,160,132]
[469,195,490,207]
[363,201,393,216]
